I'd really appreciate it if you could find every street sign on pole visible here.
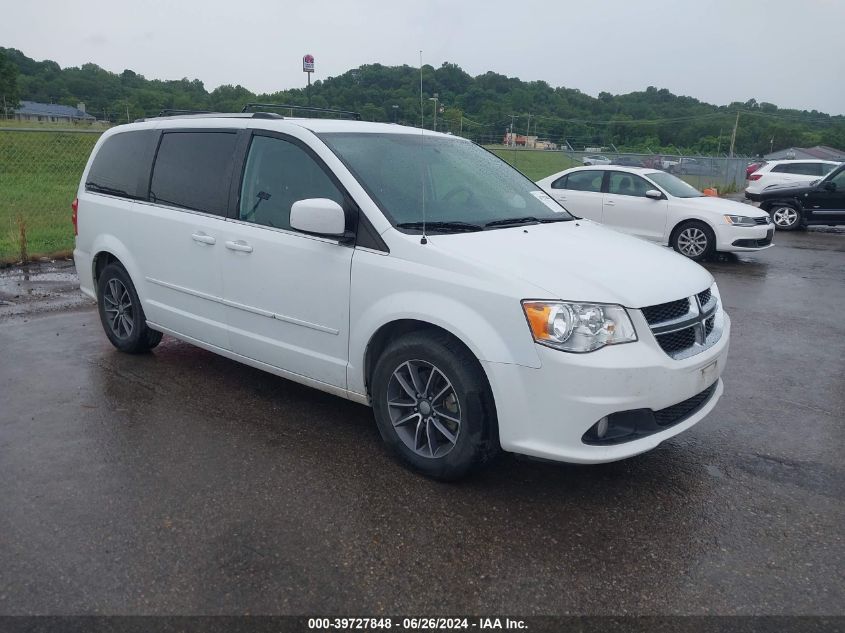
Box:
[303,54,315,107]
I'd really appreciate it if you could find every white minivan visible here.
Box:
[73,111,730,480]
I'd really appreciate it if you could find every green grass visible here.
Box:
[0,129,101,262]
[487,147,581,181]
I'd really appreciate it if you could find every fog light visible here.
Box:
[596,416,609,438]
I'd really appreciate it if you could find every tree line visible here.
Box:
[1,47,843,156]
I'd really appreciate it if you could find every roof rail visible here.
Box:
[241,103,361,120]
[158,109,214,117]
[142,110,284,122]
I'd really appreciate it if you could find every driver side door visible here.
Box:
[804,169,845,224]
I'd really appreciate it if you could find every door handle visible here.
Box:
[225,240,253,253]
[605,200,616,206]
[191,232,216,245]
[556,196,567,202]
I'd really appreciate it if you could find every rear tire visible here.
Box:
[769,204,802,231]
[97,263,162,353]
[371,331,499,481]
[671,221,716,261]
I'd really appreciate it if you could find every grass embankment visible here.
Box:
[0,129,100,262]
[488,147,580,181]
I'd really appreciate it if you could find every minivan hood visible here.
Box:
[674,195,769,217]
[428,221,712,308]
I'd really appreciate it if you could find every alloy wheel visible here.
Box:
[772,206,798,228]
[103,278,134,339]
[677,227,708,257]
[386,360,462,458]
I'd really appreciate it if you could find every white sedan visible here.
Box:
[536,166,774,260]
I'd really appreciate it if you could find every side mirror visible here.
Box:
[290,198,346,236]
[823,181,836,192]
[645,189,663,200]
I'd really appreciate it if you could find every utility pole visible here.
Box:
[510,114,516,146]
[728,112,740,158]
[526,113,531,137]
[125,103,130,123]
[430,93,438,131]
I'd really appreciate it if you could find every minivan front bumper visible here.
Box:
[482,312,730,463]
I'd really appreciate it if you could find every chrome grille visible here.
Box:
[641,298,690,325]
[656,327,696,354]
[642,288,722,359]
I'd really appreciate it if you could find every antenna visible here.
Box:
[419,50,428,245]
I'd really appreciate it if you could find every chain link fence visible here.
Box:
[0,127,102,262]
[562,150,751,192]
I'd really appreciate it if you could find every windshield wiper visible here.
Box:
[396,221,483,233]
[484,216,541,228]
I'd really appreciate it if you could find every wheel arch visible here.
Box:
[759,197,803,212]
[667,216,716,244]
[90,235,146,303]
[362,319,494,403]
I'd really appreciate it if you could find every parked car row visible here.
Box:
[748,163,845,230]
[71,113,843,481]
[745,159,840,197]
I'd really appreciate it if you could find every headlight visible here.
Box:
[724,214,759,227]
[522,301,637,353]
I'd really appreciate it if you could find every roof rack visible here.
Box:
[157,109,214,117]
[241,103,361,120]
[142,110,284,122]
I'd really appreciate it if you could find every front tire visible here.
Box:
[769,204,802,231]
[97,263,162,353]
[371,331,498,481]
[672,221,716,261]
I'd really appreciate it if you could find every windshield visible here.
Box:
[645,171,704,198]
[318,133,574,232]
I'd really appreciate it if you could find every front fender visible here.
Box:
[347,290,541,397]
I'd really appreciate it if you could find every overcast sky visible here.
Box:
[2,0,843,114]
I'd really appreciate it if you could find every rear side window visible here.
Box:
[551,175,567,189]
[86,130,158,199]
[150,131,238,216]
[791,163,824,176]
[564,170,604,192]
[772,163,820,175]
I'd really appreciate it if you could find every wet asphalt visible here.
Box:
[0,229,843,616]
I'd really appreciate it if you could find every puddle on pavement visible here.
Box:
[0,260,92,316]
